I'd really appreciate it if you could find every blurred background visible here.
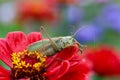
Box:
[0,0,120,80]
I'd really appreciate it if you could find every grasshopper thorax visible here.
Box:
[55,36,75,50]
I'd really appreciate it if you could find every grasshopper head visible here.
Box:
[58,36,74,49]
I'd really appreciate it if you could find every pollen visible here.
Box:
[11,50,46,80]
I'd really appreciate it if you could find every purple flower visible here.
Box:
[66,5,83,25]
[96,3,120,33]
[74,24,102,44]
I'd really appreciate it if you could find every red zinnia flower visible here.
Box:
[0,31,91,80]
[85,45,120,76]
[17,0,57,22]
[57,0,78,5]
[45,0,77,5]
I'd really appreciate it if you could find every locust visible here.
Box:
[27,26,85,56]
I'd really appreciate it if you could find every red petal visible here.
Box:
[0,66,11,77]
[46,46,79,69]
[58,72,87,80]
[69,59,92,74]
[18,78,30,80]
[58,59,91,80]
[45,60,70,80]
[6,31,27,52]
[27,32,42,44]
[55,61,70,79]
[46,56,57,69]
[55,45,79,60]
[86,46,120,76]
[69,53,82,66]
[0,77,11,80]
[0,39,12,67]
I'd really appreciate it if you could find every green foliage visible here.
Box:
[0,24,21,37]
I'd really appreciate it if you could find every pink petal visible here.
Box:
[45,60,70,80]
[0,39,12,68]
[0,66,11,77]
[6,31,27,52]
[27,32,42,44]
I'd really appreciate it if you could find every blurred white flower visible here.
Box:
[0,2,16,24]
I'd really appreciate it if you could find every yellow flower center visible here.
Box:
[11,50,46,80]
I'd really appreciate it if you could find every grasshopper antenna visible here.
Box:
[71,25,88,47]
[71,26,87,53]
[70,26,86,45]
[40,26,59,51]
[71,25,87,37]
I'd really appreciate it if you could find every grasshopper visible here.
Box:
[27,26,85,56]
